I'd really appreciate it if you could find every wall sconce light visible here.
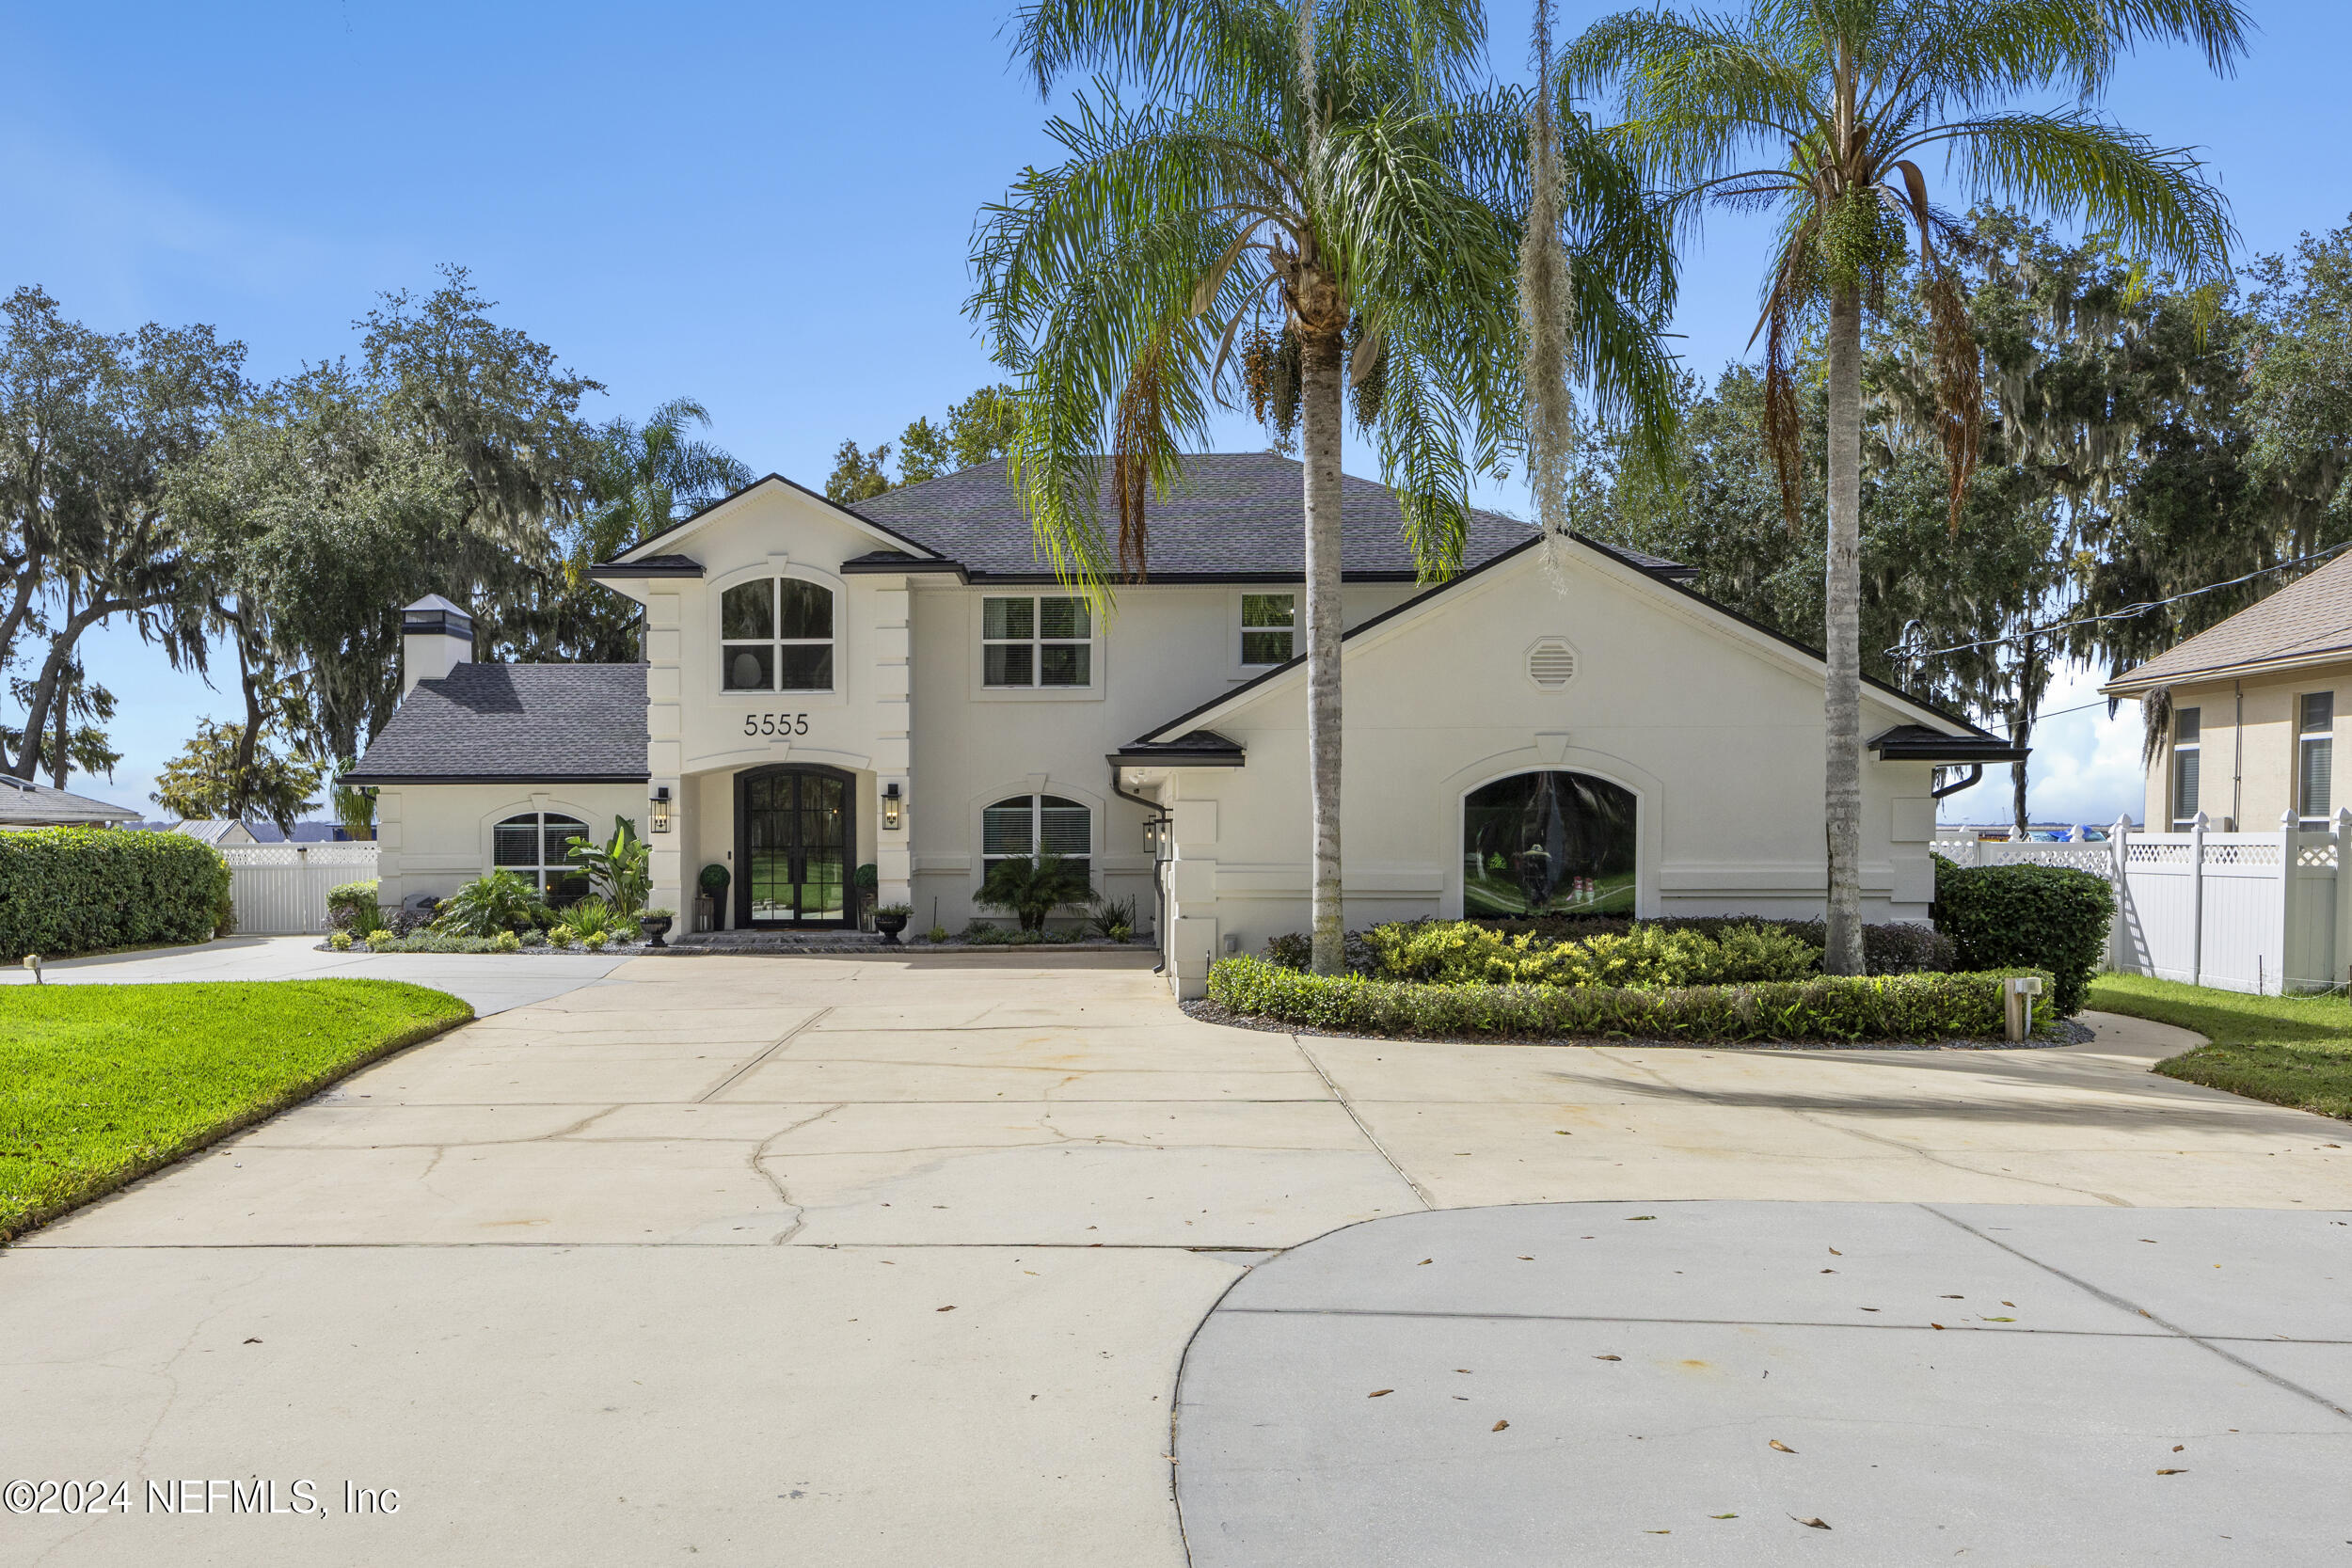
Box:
[650,785,673,833]
[882,781,903,831]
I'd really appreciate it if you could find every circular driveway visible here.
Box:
[1175,1199,2352,1566]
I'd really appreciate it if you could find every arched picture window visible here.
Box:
[981,794,1091,881]
[721,578,834,691]
[493,811,589,899]
[1463,771,1635,917]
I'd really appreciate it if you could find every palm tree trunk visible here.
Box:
[1301,327,1347,974]
[1822,283,1865,975]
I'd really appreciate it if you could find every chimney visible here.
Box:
[401,594,474,698]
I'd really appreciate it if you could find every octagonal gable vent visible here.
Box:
[1527,638,1578,689]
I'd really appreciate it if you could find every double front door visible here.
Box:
[737,767,854,928]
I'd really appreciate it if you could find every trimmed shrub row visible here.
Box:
[1931,857,2113,1016]
[0,828,231,961]
[1360,920,1819,990]
[1470,914,1958,976]
[1207,954,2058,1044]
[1269,915,1957,979]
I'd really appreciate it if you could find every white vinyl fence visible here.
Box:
[221,843,380,935]
[1933,811,2352,996]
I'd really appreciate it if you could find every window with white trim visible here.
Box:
[2169,707,2201,830]
[492,812,590,897]
[2299,691,2333,829]
[982,595,1091,687]
[981,794,1091,880]
[721,577,834,691]
[1240,593,1295,665]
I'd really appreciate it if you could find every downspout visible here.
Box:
[1107,757,1171,974]
[1931,764,1983,800]
[2231,680,2244,831]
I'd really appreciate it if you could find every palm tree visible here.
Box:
[1563,0,2242,974]
[973,0,1677,974]
[576,397,754,572]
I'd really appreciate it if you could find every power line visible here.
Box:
[1886,542,2352,663]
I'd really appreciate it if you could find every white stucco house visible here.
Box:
[343,453,2020,994]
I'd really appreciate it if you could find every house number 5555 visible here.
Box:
[745,713,810,736]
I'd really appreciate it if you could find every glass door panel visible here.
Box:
[739,769,854,927]
[795,775,846,921]
[746,774,794,922]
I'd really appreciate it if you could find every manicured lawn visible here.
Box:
[0,979,472,1243]
[2086,973,2352,1121]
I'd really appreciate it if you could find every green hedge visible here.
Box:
[0,828,232,960]
[1268,915,1956,978]
[1931,856,2113,1016]
[1206,954,2057,1044]
[1359,919,1819,989]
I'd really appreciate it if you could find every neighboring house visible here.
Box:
[2102,550,2352,833]
[344,453,2018,995]
[0,776,139,831]
[172,818,259,847]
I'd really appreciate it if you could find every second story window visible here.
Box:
[2300,692,2334,829]
[1240,593,1295,666]
[2170,707,2201,830]
[983,595,1090,687]
[722,578,834,691]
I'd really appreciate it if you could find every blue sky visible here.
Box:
[5,0,2346,827]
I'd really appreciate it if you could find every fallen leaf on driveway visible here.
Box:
[1645,1528,1669,1533]
[2172,1445,2185,1452]
[2157,1468,2186,1476]
[1931,1323,1947,1330]
[1368,1389,1392,1398]
[243,1338,262,1344]
[1982,1317,2016,1323]
[1492,1420,1509,1432]
[1769,1440,1797,1453]
[1593,1354,1622,1361]
[1418,1259,1432,1265]
[1827,1247,1841,1256]
[1710,1513,1738,1519]
[1518,1256,1534,1260]
[1792,1516,1831,1529]
[936,1306,956,1312]
[1627,1215,1657,1221]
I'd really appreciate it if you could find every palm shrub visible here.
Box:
[1563,0,2242,973]
[1090,893,1139,942]
[564,896,616,940]
[564,816,651,916]
[976,855,1094,933]
[974,0,1677,974]
[431,871,554,938]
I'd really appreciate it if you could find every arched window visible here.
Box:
[1463,771,1636,917]
[494,811,590,898]
[721,577,834,691]
[981,794,1091,879]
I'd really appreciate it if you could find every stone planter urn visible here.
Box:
[638,913,674,949]
[872,911,910,946]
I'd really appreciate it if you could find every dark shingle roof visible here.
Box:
[848,452,1690,580]
[344,664,650,784]
[587,553,705,579]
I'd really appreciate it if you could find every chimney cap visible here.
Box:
[405,593,469,616]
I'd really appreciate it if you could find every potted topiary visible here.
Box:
[872,903,913,945]
[638,907,675,948]
[696,863,730,931]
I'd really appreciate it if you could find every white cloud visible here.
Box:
[1933,661,2149,831]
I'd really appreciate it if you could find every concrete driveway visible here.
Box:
[3,952,2348,1565]
[0,933,629,1014]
